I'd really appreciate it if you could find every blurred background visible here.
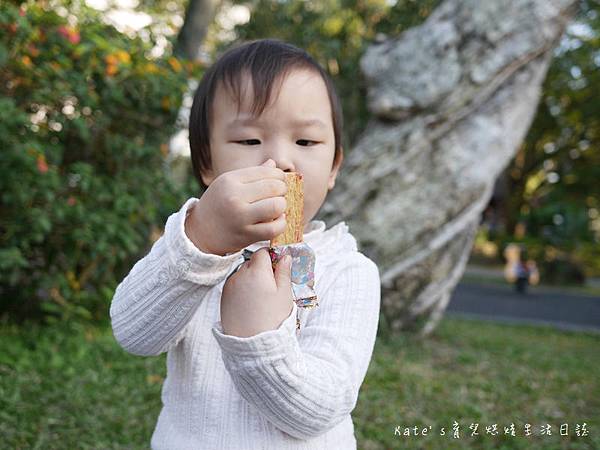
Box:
[1,0,598,448]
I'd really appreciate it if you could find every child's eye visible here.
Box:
[234,139,261,145]
[296,139,319,147]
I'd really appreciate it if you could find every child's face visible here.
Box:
[201,68,343,231]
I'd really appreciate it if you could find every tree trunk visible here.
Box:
[174,0,223,61]
[316,0,577,337]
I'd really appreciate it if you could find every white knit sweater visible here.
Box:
[110,197,381,450]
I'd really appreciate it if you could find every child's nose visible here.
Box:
[266,147,295,173]
[273,161,295,173]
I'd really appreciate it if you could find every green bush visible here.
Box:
[0,2,198,325]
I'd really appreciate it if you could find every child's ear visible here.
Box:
[328,148,344,190]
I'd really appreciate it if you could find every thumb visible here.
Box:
[261,158,276,167]
[274,254,292,289]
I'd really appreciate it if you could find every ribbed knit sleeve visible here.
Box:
[110,197,244,357]
[211,252,381,441]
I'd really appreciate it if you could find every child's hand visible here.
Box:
[220,248,293,337]
[185,159,288,256]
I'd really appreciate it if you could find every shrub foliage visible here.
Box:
[0,1,196,324]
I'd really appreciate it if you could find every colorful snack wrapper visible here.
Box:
[268,243,318,309]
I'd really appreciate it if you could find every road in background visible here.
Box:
[447,280,600,333]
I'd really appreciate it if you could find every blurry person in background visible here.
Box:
[504,244,540,294]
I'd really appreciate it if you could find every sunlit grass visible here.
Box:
[356,316,600,449]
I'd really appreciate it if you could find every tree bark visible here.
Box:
[316,0,577,337]
[174,0,223,61]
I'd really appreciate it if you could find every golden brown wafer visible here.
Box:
[270,172,304,246]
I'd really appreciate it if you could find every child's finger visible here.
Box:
[247,247,271,271]
[261,158,276,167]
[246,196,287,224]
[247,213,287,241]
[274,255,292,290]
[240,178,287,205]
[237,165,286,184]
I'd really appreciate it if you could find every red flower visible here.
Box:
[67,196,77,206]
[68,30,80,45]
[57,25,80,45]
[37,155,48,174]
[57,25,69,39]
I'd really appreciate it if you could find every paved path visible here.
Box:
[447,281,600,333]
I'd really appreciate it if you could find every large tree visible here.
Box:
[317,0,578,336]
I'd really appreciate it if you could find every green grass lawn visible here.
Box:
[1,315,598,449]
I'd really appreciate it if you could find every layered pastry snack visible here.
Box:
[268,172,319,332]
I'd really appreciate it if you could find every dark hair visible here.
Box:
[189,38,344,189]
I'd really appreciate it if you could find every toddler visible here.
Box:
[110,38,381,450]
